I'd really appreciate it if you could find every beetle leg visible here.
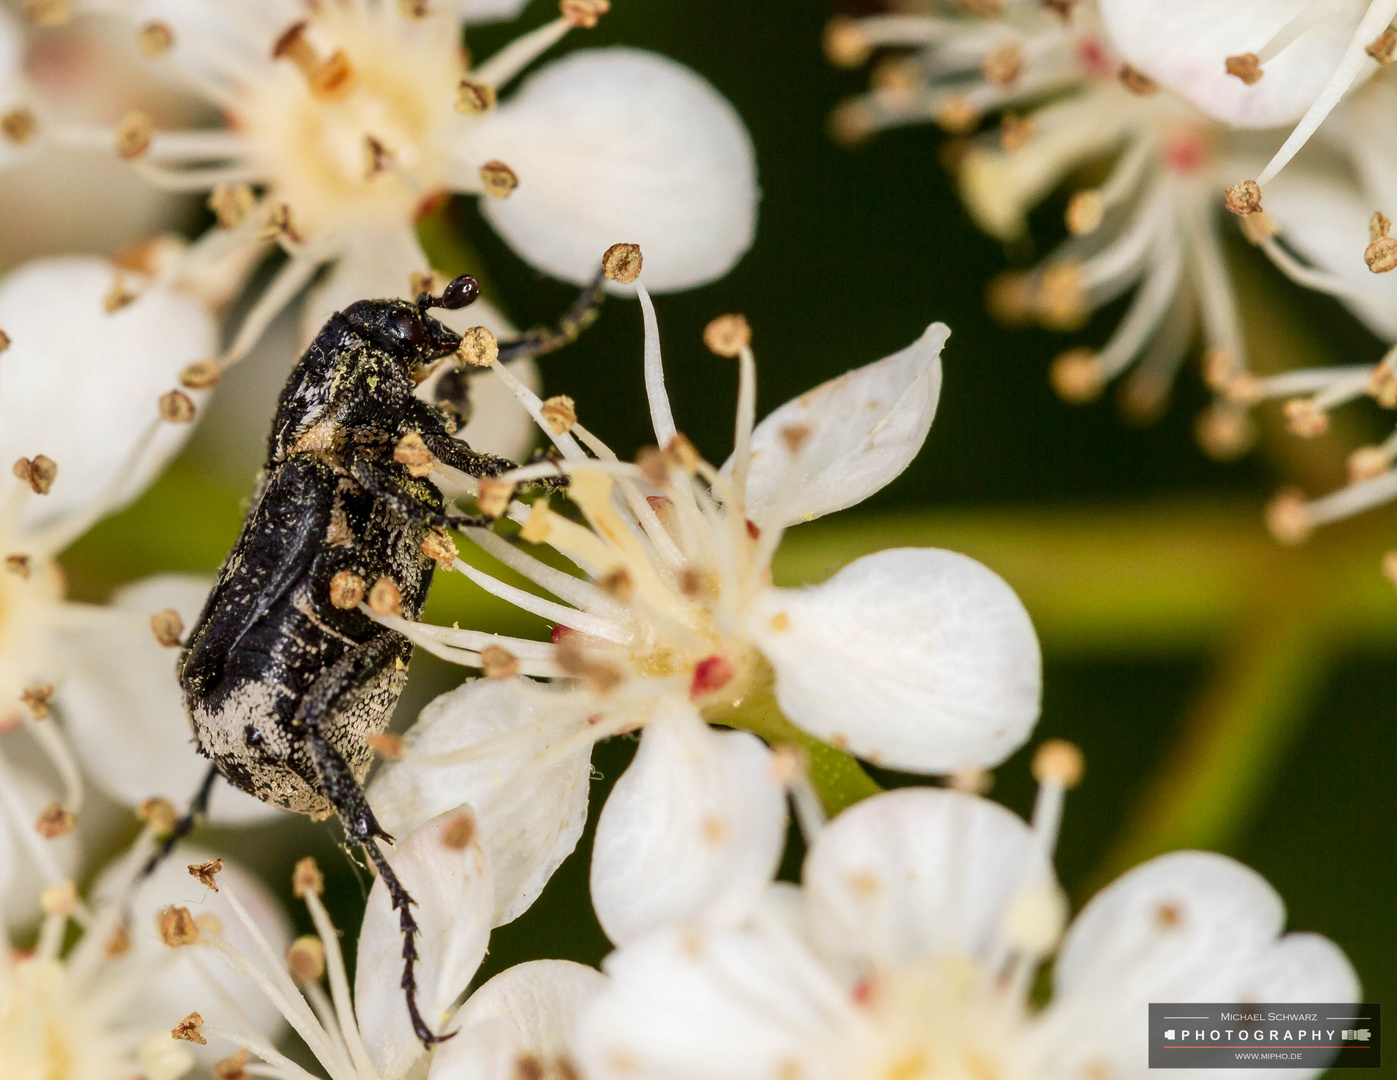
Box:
[138,763,221,879]
[495,264,607,364]
[347,454,494,530]
[291,636,452,1049]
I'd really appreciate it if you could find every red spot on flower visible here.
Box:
[745,519,761,540]
[550,625,572,644]
[689,654,735,699]
[851,978,876,1007]
[646,495,672,513]
[1075,37,1114,78]
[1164,131,1206,174]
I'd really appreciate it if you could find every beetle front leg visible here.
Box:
[347,455,494,530]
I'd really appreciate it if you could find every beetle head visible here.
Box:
[339,274,480,370]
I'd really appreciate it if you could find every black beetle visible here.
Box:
[163,272,597,1046]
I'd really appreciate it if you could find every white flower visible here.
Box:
[0,253,277,830]
[573,746,1360,1080]
[365,257,1040,942]
[822,1,1397,456]
[0,813,289,1080]
[169,809,606,1080]
[48,0,757,373]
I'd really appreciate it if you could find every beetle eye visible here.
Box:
[386,309,426,346]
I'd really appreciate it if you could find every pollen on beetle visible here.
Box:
[421,527,458,566]
[477,477,515,518]
[1031,739,1084,788]
[1266,488,1312,545]
[208,184,256,229]
[292,856,325,898]
[457,77,497,114]
[159,390,198,423]
[115,111,154,160]
[394,431,435,477]
[286,936,326,982]
[479,160,519,198]
[214,1050,250,1080]
[441,810,478,850]
[150,608,184,647]
[188,858,224,892]
[158,906,201,947]
[171,1012,206,1045]
[13,454,57,494]
[139,797,179,834]
[1224,180,1263,216]
[1224,52,1263,85]
[560,0,610,29]
[368,576,402,615]
[458,326,499,368]
[138,20,175,57]
[703,314,752,358]
[603,242,643,283]
[540,394,578,434]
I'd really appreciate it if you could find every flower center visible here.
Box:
[0,959,133,1080]
[239,8,465,237]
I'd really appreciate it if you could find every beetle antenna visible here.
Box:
[496,263,607,363]
[417,273,480,313]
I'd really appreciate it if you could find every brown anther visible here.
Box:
[272,22,356,99]
[932,94,979,134]
[986,272,1035,326]
[1036,262,1087,329]
[703,314,752,358]
[138,21,175,57]
[21,683,53,718]
[603,242,643,284]
[104,921,131,957]
[823,17,871,68]
[159,390,197,424]
[172,1012,206,1044]
[981,42,1024,86]
[115,111,154,160]
[158,905,200,947]
[1065,189,1103,235]
[828,100,873,147]
[540,394,578,435]
[286,936,326,982]
[1,107,37,145]
[1367,27,1397,64]
[397,0,432,17]
[179,360,221,390]
[261,202,304,244]
[689,654,735,700]
[214,1049,250,1080]
[1223,179,1263,216]
[292,856,324,898]
[41,880,77,916]
[208,183,256,229]
[677,567,707,598]
[1201,347,1237,391]
[188,858,223,892]
[421,527,458,567]
[1117,64,1157,95]
[368,732,404,759]
[1364,213,1397,273]
[0,329,9,353]
[477,478,515,518]
[103,274,138,313]
[13,454,57,495]
[457,325,499,368]
[368,577,402,616]
[554,638,624,694]
[1282,398,1328,438]
[1031,739,1084,787]
[139,797,179,834]
[516,1055,546,1080]
[780,423,812,455]
[948,768,993,795]
[636,447,668,487]
[598,567,634,602]
[560,0,609,28]
[1265,488,1312,545]
[1224,52,1263,84]
[441,810,477,850]
[998,112,1034,151]
[1049,349,1104,404]
[1368,363,1397,407]
[480,645,521,679]
[36,802,74,838]
[4,553,31,579]
[325,570,364,611]
[479,160,519,198]
[394,431,435,477]
[1194,403,1256,461]
[24,0,69,24]
[870,55,918,100]
[663,433,701,474]
[363,134,393,178]
[456,77,497,114]
[150,609,184,647]
[1348,446,1389,482]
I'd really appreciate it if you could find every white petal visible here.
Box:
[95,845,291,1064]
[368,677,591,926]
[576,924,831,1080]
[0,770,78,928]
[730,323,946,530]
[355,809,495,1080]
[431,960,606,1080]
[54,574,281,825]
[0,257,218,540]
[453,0,532,24]
[1031,851,1359,1079]
[1098,0,1370,128]
[802,787,1045,972]
[470,49,758,292]
[589,699,787,945]
[750,548,1042,773]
